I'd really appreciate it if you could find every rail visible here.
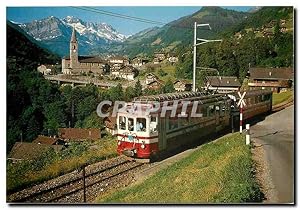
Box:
[8,157,144,203]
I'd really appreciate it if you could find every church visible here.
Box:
[61,27,107,75]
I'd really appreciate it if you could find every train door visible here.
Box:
[158,117,167,151]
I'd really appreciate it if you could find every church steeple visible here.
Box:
[71,26,77,43]
[70,26,78,68]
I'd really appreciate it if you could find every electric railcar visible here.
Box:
[116,90,272,160]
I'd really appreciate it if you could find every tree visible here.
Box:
[108,83,124,101]
[75,95,98,127]
[134,80,142,97]
[124,86,136,102]
[82,112,104,129]
[43,99,67,134]
[162,79,175,93]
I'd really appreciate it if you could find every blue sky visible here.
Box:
[7,6,252,35]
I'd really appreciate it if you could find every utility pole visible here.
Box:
[192,22,222,92]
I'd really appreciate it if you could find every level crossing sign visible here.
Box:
[237,91,246,108]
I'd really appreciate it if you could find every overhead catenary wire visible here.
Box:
[70,6,208,30]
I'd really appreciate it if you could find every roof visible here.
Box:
[207,76,241,87]
[62,55,106,63]
[249,67,294,80]
[8,142,64,160]
[173,80,192,85]
[32,135,59,145]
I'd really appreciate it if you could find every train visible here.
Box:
[116,90,273,161]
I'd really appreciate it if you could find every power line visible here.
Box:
[70,6,196,30]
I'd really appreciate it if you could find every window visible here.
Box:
[119,116,126,130]
[136,118,146,132]
[168,117,178,130]
[128,118,134,131]
[201,106,207,117]
[150,116,158,133]
[208,105,215,117]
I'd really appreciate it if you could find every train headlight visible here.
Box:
[141,141,146,149]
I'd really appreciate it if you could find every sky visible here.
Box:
[6,6,252,35]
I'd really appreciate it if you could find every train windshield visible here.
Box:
[128,118,134,131]
[136,118,146,132]
[119,116,126,130]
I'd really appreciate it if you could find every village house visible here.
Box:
[248,67,293,93]
[8,142,64,161]
[153,52,166,63]
[173,80,192,92]
[61,27,107,75]
[111,65,138,80]
[145,79,164,90]
[37,64,59,75]
[32,135,65,145]
[131,57,149,67]
[108,56,129,66]
[204,76,241,93]
[103,116,117,135]
[145,73,159,85]
[167,53,179,64]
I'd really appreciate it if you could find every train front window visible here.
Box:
[128,118,134,131]
[150,116,157,133]
[136,118,146,132]
[119,116,126,130]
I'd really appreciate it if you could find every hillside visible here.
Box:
[222,6,293,37]
[7,21,61,152]
[175,6,294,85]
[111,6,247,58]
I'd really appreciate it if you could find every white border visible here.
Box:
[1,0,298,209]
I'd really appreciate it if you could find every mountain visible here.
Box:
[222,6,294,36]
[7,21,61,152]
[111,6,248,57]
[17,16,127,57]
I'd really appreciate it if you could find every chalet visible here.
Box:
[167,53,179,64]
[131,57,149,67]
[145,79,164,90]
[204,76,241,93]
[154,52,166,63]
[8,142,64,161]
[111,66,138,81]
[173,80,192,92]
[103,116,117,135]
[248,67,293,93]
[145,73,159,85]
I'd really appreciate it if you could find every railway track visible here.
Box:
[272,99,294,112]
[8,156,145,203]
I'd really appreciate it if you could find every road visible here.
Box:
[251,105,294,203]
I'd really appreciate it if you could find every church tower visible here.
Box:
[70,27,78,69]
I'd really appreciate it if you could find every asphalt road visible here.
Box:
[251,105,294,203]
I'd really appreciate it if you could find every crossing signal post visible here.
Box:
[237,91,246,134]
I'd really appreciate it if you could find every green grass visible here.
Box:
[272,90,293,106]
[97,133,262,204]
[7,136,117,193]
